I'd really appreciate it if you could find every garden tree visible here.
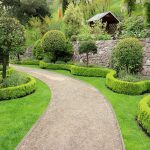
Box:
[63,3,84,37]
[0,0,50,24]
[42,30,73,62]
[62,0,69,14]
[0,17,25,78]
[144,0,150,27]
[79,41,97,67]
[112,38,143,73]
[122,0,136,16]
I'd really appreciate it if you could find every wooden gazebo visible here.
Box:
[87,11,120,34]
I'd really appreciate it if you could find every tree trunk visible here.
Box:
[17,53,20,61]
[86,53,89,67]
[2,53,7,79]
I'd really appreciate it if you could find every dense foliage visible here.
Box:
[33,39,44,60]
[63,3,84,37]
[0,0,50,24]
[42,30,73,62]
[120,16,147,38]
[0,17,25,78]
[112,38,143,73]
[144,1,150,27]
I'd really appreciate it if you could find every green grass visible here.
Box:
[0,79,51,150]
[10,65,150,150]
[48,69,150,150]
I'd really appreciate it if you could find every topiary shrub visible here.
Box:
[33,39,44,60]
[0,74,36,100]
[41,30,67,62]
[79,41,97,67]
[112,38,143,73]
[39,61,48,69]
[137,95,150,134]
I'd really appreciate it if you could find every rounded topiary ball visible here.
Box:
[42,30,66,54]
[112,37,143,73]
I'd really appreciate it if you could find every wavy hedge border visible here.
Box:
[0,75,36,100]
[39,61,150,95]
[137,95,150,134]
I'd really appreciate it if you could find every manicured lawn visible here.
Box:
[12,65,150,150]
[0,79,51,150]
[50,69,150,150]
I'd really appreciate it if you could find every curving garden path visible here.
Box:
[14,65,125,150]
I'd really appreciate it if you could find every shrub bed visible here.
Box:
[39,61,150,95]
[137,95,150,134]
[0,74,36,100]
[20,60,40,65]
[11,59,40,65]
[0,67,14,76]
[106,71,150,95]
[71,65,111,77]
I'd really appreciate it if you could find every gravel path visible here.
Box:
[14,66,125,150]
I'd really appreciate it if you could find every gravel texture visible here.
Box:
[14,66,125,150]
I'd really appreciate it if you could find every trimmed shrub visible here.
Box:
[39,62,150,95]
[20,59,40,65]
[0,75,36,100]
[39,61,48,69]
[112,38,143,73]
[39,61,72,71]
[41,30,66,62]
[71,66,111,77]
[106,71,149,95]
[137,95,150,134]
[33,39,44,60]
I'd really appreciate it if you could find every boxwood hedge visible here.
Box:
[0,75,36,100]
[39,61,150,95]
[137,95,150,134]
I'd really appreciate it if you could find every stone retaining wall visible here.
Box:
[73,39,150,75]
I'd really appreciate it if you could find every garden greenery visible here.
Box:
[0,74,36,100]
[112,37,143,74]
[33,39,44,60]
[137,95,150,134]
[39,61,150,95]
[79,41,97,67]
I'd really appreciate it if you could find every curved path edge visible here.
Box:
[13,65,125,150]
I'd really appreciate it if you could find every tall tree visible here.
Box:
[122,0,136,16]
[0,17,25,78]
[0,0,50,24]
[144,0,150,27]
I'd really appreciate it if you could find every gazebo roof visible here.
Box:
[87,11,120,23]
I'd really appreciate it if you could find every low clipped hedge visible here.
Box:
[39,61,150,95]
[39,61,110,77]
[137,95,150,134]
[11,60,40,65]
[0,75,36,100]
[71,65,111,77]
[20,60,40,65]
[106,70,150,95]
